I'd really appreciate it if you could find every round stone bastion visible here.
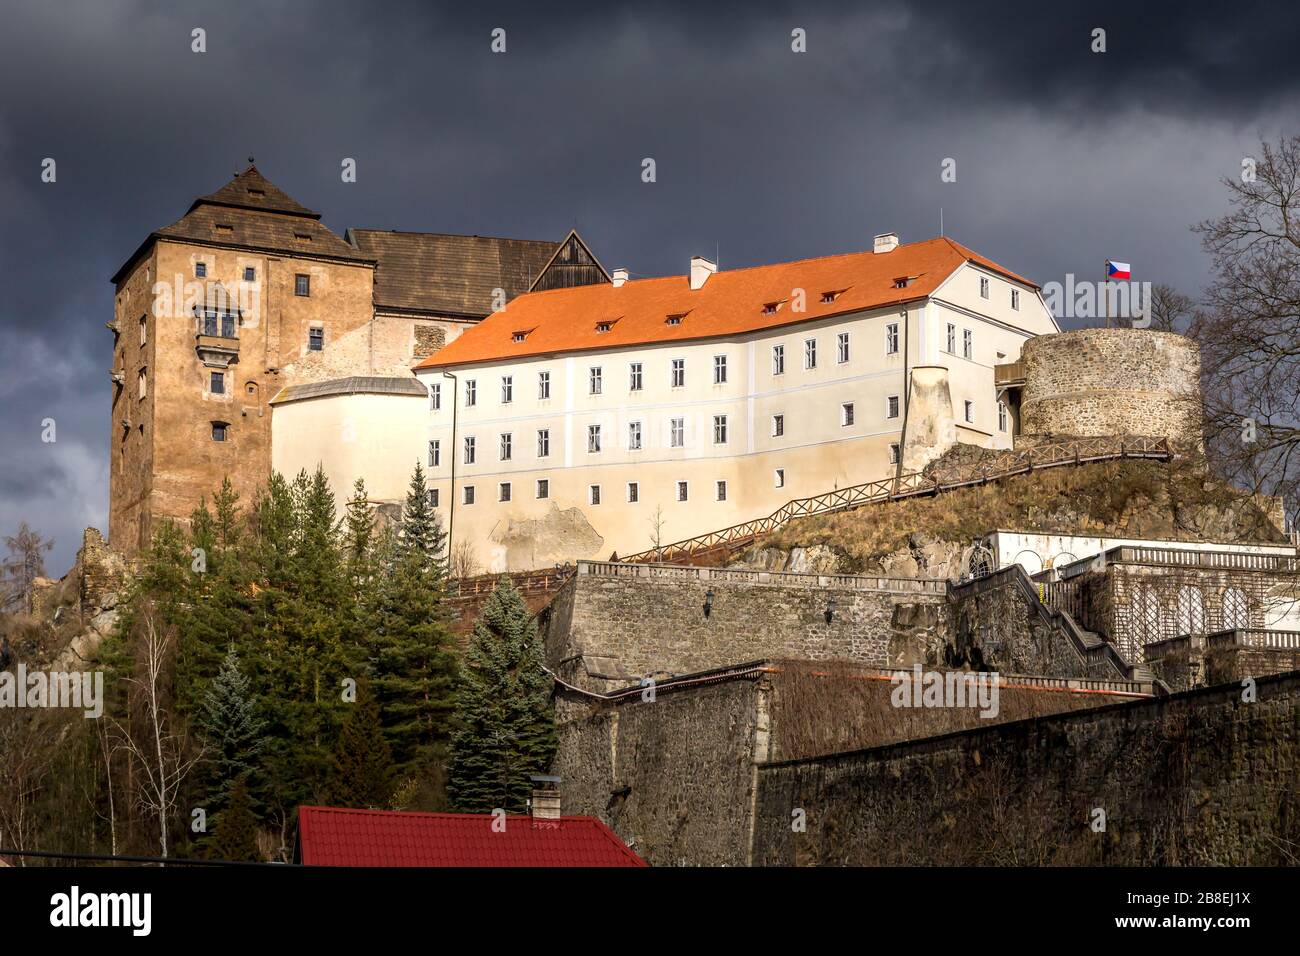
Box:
[1019,328,1202,444]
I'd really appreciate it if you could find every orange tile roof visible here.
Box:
[415,236,1036,370]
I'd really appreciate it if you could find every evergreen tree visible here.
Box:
[397,461,445,570]
[341,477,377,595]
[197,646,267,818]
[448,579,557,813]
[206,775,261,863]
[324,682,394,808]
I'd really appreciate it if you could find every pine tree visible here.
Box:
[448,579,557,813]
[324,682,394,808]
[206,775,261,862]
[341,477,377,594]
[397,461,445,570]
[197,646,267,818]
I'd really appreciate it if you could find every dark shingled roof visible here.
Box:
[269,375,427,406]
[347,229,562,319]
[111,165,372,284]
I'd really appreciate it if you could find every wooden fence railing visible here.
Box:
[621,436,1171,565]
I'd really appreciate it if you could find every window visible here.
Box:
[665,314,684,326]
[998,401,1008,433]
[761,302,780,315]
[677,481,689,502]
[1223,587,1249,629]
[589,367,602,395]
[243,267,256,282]
[537,429,550,457]
[716,480,728,502]
[589,485,602,505]
[889,442,901,465]
[1011,288,1020,310]
[464,436,476,464]
[308,327,324,351]
[713,355,728,384]
[773,414,784,437]
[946,323,956,354]
[138,368,147,400]
[671,358,685,388]
[499,432,512,461]
[588,424,601,453]
[429,439,441,467]
[139,315,147,346]
[670,417,685,448]
[428,488,440,508]
[538,371,550,400]
[713,415,728,444]
[979,276,989,298]
[596,321,613,334]
[512,331,528,343]
[501,376,513,403]
[964,400,974,423]
[211,422,227,442]
[837,332,850,364]
[963,329,972,360]
[821,290,841,303]
[627,482,639,503]
[465,380,477,407]
[429,382,441,410]
[772,344,785,375]
[195,262,207,278]
[628,421,642,450]
[886,322,899,355]
[804,338,817,369]
[886,395,900,419]
[629,362,643,391]
[536,479,550,499]
[499,482,512,502]
[211,371,225,395]
[1177,585,1205,635]
[295,274,310,296]
[841,403,855,426]
[463,486,475,505]
[774,468,785,488]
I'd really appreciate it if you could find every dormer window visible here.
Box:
[821,290,842,303]
[215,223,233,234]
[294,232,312,242]
[595,320,614,334]
[512,330,528,343]
[762,301,783,315]
[665,314,685,326]
[893,276,911,289]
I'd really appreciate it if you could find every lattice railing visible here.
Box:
[621,436,1171,564]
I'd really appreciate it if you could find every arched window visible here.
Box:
[1176,585,1204,636]
[1222,587,1249,630]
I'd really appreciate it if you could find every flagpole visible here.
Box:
[1102,261,1109,328]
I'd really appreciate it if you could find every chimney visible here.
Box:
[874,232,900,254]
[611,267,629,288]
[689,255,717,290]
[529,775,562,822]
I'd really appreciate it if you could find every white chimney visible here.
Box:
[529,774,562,822]
[874,232,900,254]
[689,255,717,290]
[611,267,629,288]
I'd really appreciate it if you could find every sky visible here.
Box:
[1,0,1297,575]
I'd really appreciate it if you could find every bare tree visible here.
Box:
[450,540,480,580]
[1191,133,1300,528]
[0,710,55,865]
[648,505,667,559]
[113,608,202,859]
[1146,283,1195,333]
[2,522,53,614]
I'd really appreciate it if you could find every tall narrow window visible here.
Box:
[139,315,147,347]
[429,439,441,467]
[670,418,684,448]
[589,485,602,505]
[889,442,900,464]
[963,329,972,360]
[465,380,477,407]
[628,421,642,450]
[1011,288,1020,310]
[946,323,956,353]
[627,482,639,503]
[629,362,643,391]
[841,403,855,426]
[716,480,728,502]
[998,401,1008,433]
[428,488,440,508]
[499,433,512,461]
[837,332,850,364]
[499,482,511,502]
[588,424,601,453]
[713,355,728,384]
[295,274,310,296]
[713,415,728,444]
[210,371,225,395]
[885,322,899,355]
[537,428,550,457]
[501,376,513,404]
[772,414,784,437]
[138,368,147,400]
[774,468,785,488]
[308,328,324,351]
[979,276,989,298]
[804,338,817,369]
[589,367,602,395]
[964,400,974,423]
[677,481,689,502]
[772,344,785,375]
[463,486,475,505]
[671,358,685,388]
[538,371,550,400]
[536,479,550,499]
[886,395,900,419]
[464,436,476,464]
[429,382,441,411]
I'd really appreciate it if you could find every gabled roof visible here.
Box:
[111,165,372,284]
[295,805,647,867]
[346,228,570,319]
[415,236,1039,370]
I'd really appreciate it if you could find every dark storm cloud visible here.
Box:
[1,0,1297,573]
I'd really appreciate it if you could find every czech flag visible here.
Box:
[1106,260,1131,280]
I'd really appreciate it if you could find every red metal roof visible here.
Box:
[296,805,647,867]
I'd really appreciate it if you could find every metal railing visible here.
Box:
[575,559,948,594]
[622,436,1171,564]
